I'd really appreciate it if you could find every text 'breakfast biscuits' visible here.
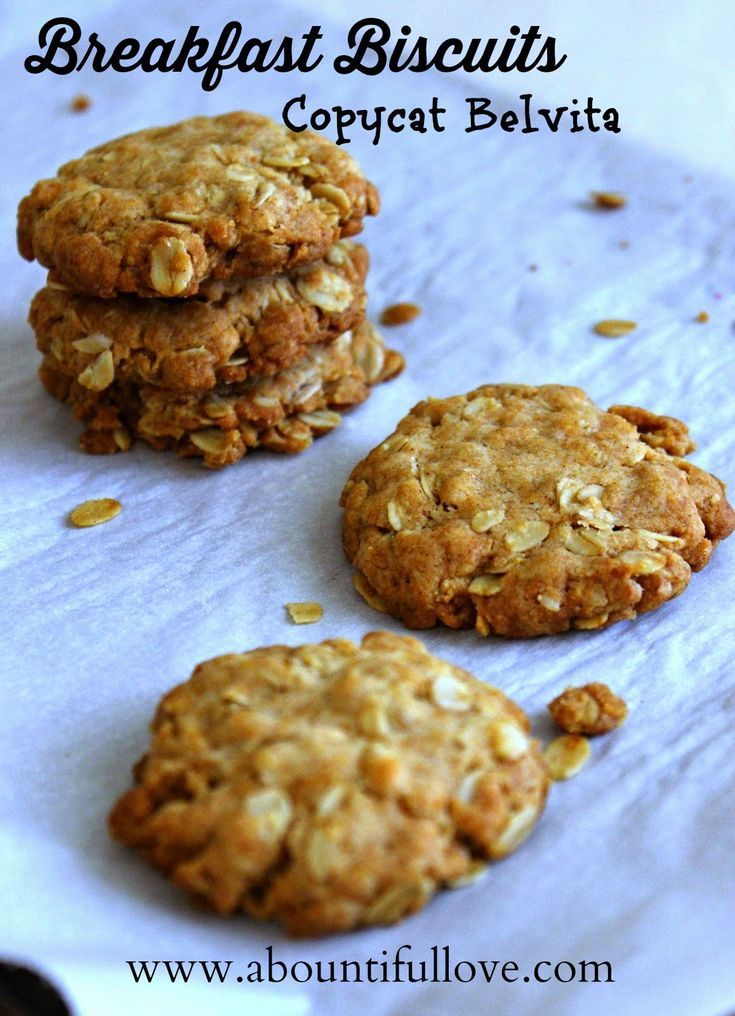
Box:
[18,112,379,297]
[341,384,734,638]
[109,632,549,937]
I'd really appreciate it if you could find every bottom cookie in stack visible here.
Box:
[40,323,404,468]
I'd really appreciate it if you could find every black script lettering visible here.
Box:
[25,17,80,74]
[334,17,389,75]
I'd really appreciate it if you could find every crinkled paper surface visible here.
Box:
[1,2,734,1015]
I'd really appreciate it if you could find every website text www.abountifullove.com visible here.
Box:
[126,945,614,987]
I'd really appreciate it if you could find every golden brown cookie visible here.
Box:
[18,112,379,297]
[31,242,368,393]
[341,384,735,637]
[41,323,404,468]
[109,631,549,937]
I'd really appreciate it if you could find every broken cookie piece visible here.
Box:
[548,683,627,735]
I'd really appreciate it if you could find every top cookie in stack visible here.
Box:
[18,111,404,467]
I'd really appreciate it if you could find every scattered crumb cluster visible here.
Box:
[542,683,628,783]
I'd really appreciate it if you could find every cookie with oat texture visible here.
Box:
[109,631,549,937]
[41,322,404,468]
[18,111,379,297]
[30,242,368,393]
[340,384,735,637]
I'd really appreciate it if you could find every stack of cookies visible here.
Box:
[18,112,403,467]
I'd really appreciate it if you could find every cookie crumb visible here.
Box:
[69,498,121,528]
[591,190,626,209]
[544,735,591,781]
[548,683,627,735]
[695,311,709,323]
[285,601,324,624]
[593,319,637,338]
[70,94,92,113]
[380,302,421,327]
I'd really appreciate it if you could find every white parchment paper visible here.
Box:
[1,3,734,1015]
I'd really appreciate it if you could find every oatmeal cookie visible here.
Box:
[109,631,549,937]
[18,111,379,297]
[31,242,368,393]
[341,384,735,637]
[41,323,404,468]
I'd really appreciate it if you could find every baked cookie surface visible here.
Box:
[109,631,548,937]
[41,323,404,467]
[31,242,368,392]
[341,384,735,637]
[18,112,379,297]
